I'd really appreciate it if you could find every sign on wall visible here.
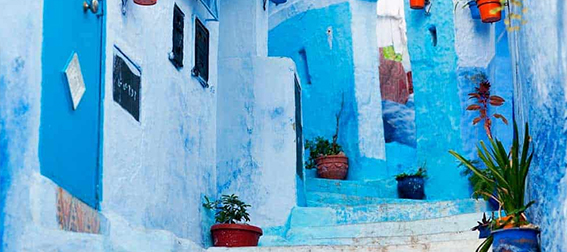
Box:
[64,52,87,110]
[113,47,141,121]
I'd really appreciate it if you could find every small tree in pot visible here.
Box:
[395,165,427,200]
[305,95,348,180]
[203,194,262,247]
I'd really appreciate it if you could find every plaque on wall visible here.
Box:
[64,52,87,110]
[113,46,141,121]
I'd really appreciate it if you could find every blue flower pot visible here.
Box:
[492,228,540,252]
[396,176,425,200]
[270,0,287,4]
[468,1,481,20]
[478,226,491,239]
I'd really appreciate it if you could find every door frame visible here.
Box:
[95,0,107,208]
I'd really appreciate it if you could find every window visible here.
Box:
[170,4,184,69]
[192,18,209,88]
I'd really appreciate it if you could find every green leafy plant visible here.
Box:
[305,137,343,169]
[395,165,427,181]
[460,159,496,200]
[305,93,345,169]
[449,121,535,252]
[203,194,251,224]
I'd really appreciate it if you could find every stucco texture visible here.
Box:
[509,1,567,251]
[404,0,469,200]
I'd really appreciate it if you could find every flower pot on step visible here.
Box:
[133,0,157,5]
[210,224,263,247]
[396,176,425,200]
[316,155,349,180]
[410,0,426,9]
[477,0,502,23]
[492,228,540,252]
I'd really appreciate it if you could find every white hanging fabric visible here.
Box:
[376,0,411,71]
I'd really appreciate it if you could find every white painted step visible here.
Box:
[208,239,484,252]
[286,212,482,240]
[290,199,489,227]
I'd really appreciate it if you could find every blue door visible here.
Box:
[40,0,104,208]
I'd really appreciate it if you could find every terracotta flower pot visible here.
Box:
[211,223,263,247]
[316,155,349,180]
[476,0,502,23]
[133,0,157,6]
[496,215,527,229]
[410,0,426,9]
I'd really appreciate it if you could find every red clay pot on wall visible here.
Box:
[477,0,502,23]
[133,0,157,6]
[211,224,263,247]
[409,0,426,9]
[316,155,349,180]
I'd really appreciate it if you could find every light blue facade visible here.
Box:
[1,0,567,251]
[268,2,366,180]
[269,0,472,200]
[509,1,567,251]
[403,0,471,200]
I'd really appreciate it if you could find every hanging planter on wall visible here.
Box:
[468,1,481,20]
[133,0,157,6]
[476,0,502,23]
[410,0,426,9]
[270,0,287,4]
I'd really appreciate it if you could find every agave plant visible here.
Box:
[449,121,535,252]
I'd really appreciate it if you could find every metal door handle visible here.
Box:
[83,0,99,13]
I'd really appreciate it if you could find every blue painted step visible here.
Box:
[291,199,490,227]
[306,191,410,206]
[305,178,397,198]
[258,212,489,247]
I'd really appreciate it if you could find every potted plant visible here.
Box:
[455,0,481,20]
[133,0,157,6]
[472,213,492,239]
[476,0,504,23]
[455,0,504,23]
[450,121,539,252]
[203,194,263,247]
[410,0,429,10]
[395,165,427,200]
[305,95,348,180]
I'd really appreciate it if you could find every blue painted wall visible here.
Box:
[268,2,363,180]
[487,14,514,148]
[508,1,567,251]
[404,1,470,199]
[0,75,9,251]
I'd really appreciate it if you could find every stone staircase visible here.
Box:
[225,178,491,251]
